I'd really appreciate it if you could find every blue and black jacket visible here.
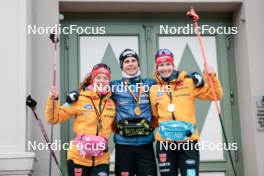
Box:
[111,76,156,146]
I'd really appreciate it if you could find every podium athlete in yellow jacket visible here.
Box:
[149,49,223,176]
[45,63,115,176]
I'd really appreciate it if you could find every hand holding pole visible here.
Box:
[187,7,237,176]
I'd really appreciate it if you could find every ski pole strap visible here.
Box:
[159,120,196,141]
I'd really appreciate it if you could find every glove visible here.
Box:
[26,95,37,108]
[66,90,79,103]
[189,72,204,88]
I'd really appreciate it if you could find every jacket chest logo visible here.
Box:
[176,80,184,87]
[83,104,93,110]
[107,101,113,107]
[156,91,164,97]
[117,101,128,105]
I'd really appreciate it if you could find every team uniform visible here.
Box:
[111,77,157,176]
[111,48,157,176]
[149,48,223,176]
[150,70,223,176]
[45,89,116,176]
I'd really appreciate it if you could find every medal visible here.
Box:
[88,97,108,133]
[167,103,175,112]
[134,106,142,116]
[124,81,143,116]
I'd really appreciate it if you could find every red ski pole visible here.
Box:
[187,7,221,113]
[26,95,65,176]
[49,30,59,176]
[187,7,237,176]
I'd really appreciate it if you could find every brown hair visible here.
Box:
[79,73,92,91]
[80,63,111,90]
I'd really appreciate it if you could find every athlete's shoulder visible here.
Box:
[142,78,156,86]
[110,79,122,86]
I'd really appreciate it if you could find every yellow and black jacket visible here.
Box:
[149,71,223,142]
[45,90,116,167]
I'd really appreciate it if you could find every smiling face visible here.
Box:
[122,57,139,76]
[157,61,174,78]
[92,73,110,88]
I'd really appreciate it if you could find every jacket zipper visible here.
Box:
[168,81,176,121]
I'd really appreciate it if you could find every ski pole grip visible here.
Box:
[186,7,199,21]
[26,95,37,108]
[49,33,59,44]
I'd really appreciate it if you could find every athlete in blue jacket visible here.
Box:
[111,49,204,176]
[111,49,157,176]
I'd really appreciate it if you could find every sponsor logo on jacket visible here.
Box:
[98,172,107,176]
[175,93,190,98]
[83,104,93,110]
[106,107,115,111]
[176,80,184,87]
[107,101,113,106]
[159,153,167,163]
[117,101,128,105]
[156,91,164,97]
[104,114,115,118]
[141,93,149,97]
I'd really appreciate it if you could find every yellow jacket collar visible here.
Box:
[80,90,112,99]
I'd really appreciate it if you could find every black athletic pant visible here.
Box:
[156,141,200,176]
[67,160,109,176]
[115,143,157,176]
